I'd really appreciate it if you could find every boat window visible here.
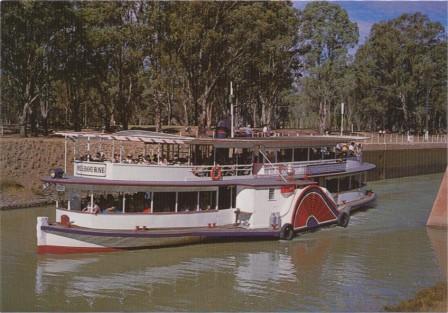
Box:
[278,149,293,163]
[126,192,148,213]
[339,176,351,192]
[153,192,176,213]
[325,178,339,193]
[178,192,198,212]
[293,148,308,162]
[199,191,216,210]
[268,188,275,200]
[218,186,234,210]
[309,148,321,160]
[321,146,336,160]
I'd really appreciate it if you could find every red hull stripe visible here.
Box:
[37,245,120,254]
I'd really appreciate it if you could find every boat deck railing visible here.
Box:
[191,163,253,177]
[73,157,363,181]
[260,157,360,177]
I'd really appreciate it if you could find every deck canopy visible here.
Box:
[55,130,368,148]
[55,130,195,145]
[192,135,369,148]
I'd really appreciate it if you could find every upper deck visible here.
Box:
[52,130,374,184]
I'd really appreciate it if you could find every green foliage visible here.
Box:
[354,13,447,132]
[296,1,359,133]
[1,1,446,135]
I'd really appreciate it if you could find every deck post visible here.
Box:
[64,136,67,173]
[150,191,154,213]
[230,186,233,208]
[307,148,310,161]
[90,192,94,210]
[122,194,126,213]
[188,145,191,165]
[175,192,178,212]
[197,192,200,211]
[87,137,90,161]
[112,140,115,160]
[73,139,76,163]
[68,200,71,211]
[216,189,219,210]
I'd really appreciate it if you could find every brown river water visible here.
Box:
[1,173,446,312]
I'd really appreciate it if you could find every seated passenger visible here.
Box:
[82,203,100,214]
[92,152,101,162]
[113,153,120,163]
[103,206,117,213]
[125,154,133,163]
[137,154,144,164]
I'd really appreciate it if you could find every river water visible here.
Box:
[1,173,446,312]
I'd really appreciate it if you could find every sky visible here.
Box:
[294,1,447,44]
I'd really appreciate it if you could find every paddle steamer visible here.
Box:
[37,130,376,253]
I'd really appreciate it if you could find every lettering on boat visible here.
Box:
[75,163,106,177]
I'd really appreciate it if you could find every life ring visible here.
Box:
[279,223,295,240]
[337,211,350,228]
[210,165,222,181]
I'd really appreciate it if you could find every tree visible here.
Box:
[296,1,358,133]
[354,13,447,132]
[1,1,72,135]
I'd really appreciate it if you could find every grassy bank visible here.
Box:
[384,282,447,312]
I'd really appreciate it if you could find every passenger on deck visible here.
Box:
[349,142,355,156]
[103,206,117,213]
[82,203,100,214]
[113,153,120,163]
[125,154,133,164]
[137,154,144,164]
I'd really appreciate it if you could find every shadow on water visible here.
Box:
[1,173,446,312]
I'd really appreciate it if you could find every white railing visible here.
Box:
[260,158,348,177]
[191,163,253,177]
[364,133,448,145]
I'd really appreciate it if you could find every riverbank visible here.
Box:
[1,136,446,210]
[384,282,447,312]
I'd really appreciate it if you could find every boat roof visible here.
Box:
[55,130,368,148]
[56,130,195,145]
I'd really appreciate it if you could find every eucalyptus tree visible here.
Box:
[296,1,358,133]
[354,13,447,132]
[1,1,72,135]
[81,1,149,131]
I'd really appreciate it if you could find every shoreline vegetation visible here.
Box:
[384,282,447,312]
[2,2,446,138]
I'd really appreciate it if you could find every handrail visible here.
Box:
[261,158,351,177]
[259,149,288,183]
[191,163,253,177]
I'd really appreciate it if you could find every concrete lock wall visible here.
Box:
[363,148,447,181]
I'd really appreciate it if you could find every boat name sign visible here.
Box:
[75,163,106,177]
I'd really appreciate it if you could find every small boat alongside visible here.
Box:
[37,130,376,253]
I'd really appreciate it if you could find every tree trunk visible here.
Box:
[318,100,327,134]
[182,100,189,126]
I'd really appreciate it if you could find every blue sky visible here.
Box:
[294,1,447,44]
